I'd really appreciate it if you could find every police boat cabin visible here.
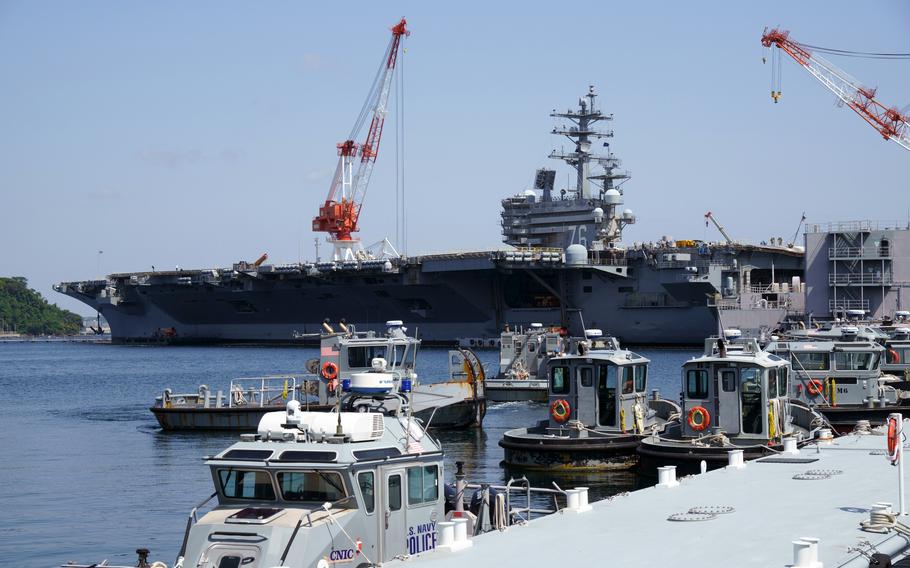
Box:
[176,387,446,568]
[499,330,680,470]
[638,337,821,474]
[766,327,906,432]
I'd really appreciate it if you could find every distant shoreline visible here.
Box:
[0,334,110,343]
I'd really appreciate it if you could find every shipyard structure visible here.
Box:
[56,87,804,345]
[804,220,910,319]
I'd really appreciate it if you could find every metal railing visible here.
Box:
[828,273,893,286]
[828,246,892,259]
[829,299,870,311]
[807,220,909,233]
[229,375,314,407]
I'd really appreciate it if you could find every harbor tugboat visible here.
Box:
[638,337,821,474]
[499,331,680,470]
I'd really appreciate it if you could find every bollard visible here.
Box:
[700,460,707,474]
[727,449,745,469]
[783,438,798,455]
[799,537,820,568]
[438,522,455,547]
[657,466,679,487]
[792,540,813,568]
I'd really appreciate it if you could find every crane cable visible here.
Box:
[797,42,910,60]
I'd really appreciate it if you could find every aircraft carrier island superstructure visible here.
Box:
[56,87,803,346]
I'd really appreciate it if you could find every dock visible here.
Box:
[400,427,910,567]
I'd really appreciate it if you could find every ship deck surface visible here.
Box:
[399,432,910,567]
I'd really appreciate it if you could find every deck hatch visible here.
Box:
[276,450,338,462]
[226,507,286,524]
[223,449,274,461]
[754,457,819,464]
[353,447,402,461]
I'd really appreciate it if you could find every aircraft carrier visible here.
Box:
[56,87,804,346]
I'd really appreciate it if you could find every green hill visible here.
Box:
[0,277,83,335]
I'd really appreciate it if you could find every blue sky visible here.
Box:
[1,1,908,315]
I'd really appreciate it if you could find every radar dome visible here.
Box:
[604,188,622,205]
[566,244,588,266]
[592,207,604,222]
[523,190,536,197]
[623,208,634,218]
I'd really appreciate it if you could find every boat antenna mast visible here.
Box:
[312,18,410,261]
[761,28,910,151]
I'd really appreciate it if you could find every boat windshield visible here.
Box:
[218,469,276,501]
[791,352,830,371]
[348,346,388,368]
[277,471,346,503]
[835,351,880,371]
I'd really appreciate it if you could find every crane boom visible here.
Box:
[312,18,409,259]
[761,28,910,151]
[704,211,733,245]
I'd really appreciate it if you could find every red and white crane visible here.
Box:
[312,18,409,260]
[761,28,910,151]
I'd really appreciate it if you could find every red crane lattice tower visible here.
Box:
[761,28,910,151]
[312,18,409,256]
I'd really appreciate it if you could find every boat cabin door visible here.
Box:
[575,365,596,425]
[716,367,740,435]
[380,467,407,561]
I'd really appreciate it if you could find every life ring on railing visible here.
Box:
[887,416,900,464]
[889,348,901,363]
[550,399,571,423]
[321,361,339,380]
[687,406,711,431]
[807,379,824,396]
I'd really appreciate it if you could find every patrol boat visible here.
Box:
[637,337,822,474]
[62,385,592,568]
[498,332,680,470]
[487,323,568,402]
[150,320,486,430]
[766,331,908,432]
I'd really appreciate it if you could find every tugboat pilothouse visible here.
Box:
[499,331,680,470]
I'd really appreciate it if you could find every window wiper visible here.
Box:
[317,472,345,495]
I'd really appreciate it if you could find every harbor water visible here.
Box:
[0,343,698,568]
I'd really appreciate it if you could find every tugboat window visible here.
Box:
[768,369,778,398]
[407,465,439,506]
[579,367,593,388]
[348,346,387,368]
[597,364,617,427]
[358,471,375,514]
[389,474,402,511]
[622,366,635,394]
[778,367,788,397]
[218,557,241,568]
[721,370,737,392]
[834,351,879,371]
[791,352,829,371]
[740,367,763,434]
[278,471,346,503]
[634,365,647,392]
[218,469,276,501]
[686,369,709,399]
[550,366,570,394]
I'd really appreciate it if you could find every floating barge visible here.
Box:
[388,422,910,568]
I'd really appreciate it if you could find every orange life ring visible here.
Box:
[321,361,339,380]
[888,417,900,463]
[687,406,711,431]
[889,348,901,363]
[550,399,571,423]
[807,379,824,396]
